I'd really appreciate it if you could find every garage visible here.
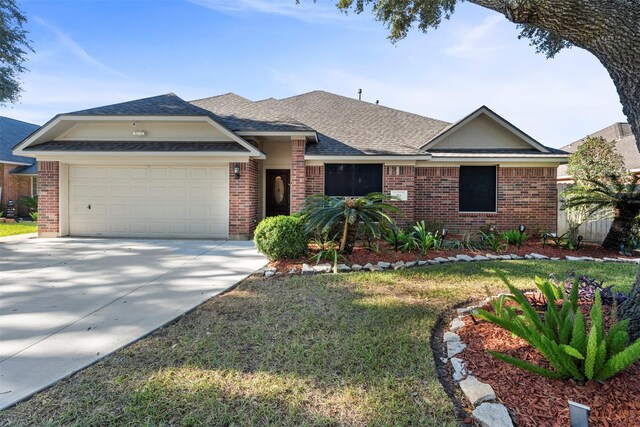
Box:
[69,165,228,238]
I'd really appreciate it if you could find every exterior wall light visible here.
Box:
[233,163,241,180]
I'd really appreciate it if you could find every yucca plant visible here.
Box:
[501,228,528,248]
[411,220,437,253]
[299,193,400,253]
[478,276,640,381]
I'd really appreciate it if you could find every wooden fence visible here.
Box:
[557,183,612,243]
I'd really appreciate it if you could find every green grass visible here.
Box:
[0,261,635,426]
[0,221,37,237]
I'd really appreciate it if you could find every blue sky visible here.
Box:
[0,0,627,148]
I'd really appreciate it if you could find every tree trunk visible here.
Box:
[601,206,640,251]
[344,219,360,254]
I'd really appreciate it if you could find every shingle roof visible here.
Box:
[0,116,38,165]
[190,93,313,132]
[558,123,639,178]
[257,90,451,155]
[10,163,38,175]
[68,93,209,117]
[24,140,248,152]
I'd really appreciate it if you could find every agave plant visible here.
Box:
[561,174,640,250]
[299,193,400,253]
[478,276,640,382]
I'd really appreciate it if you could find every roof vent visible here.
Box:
[357,88,362,101]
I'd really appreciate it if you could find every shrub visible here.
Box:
[299,193,399,253]
[478,275,640,381]
[479,230,507,253]
[501,228,528,248]
[254,215,308,260]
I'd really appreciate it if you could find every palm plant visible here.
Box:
[299,193,400,253]
[561,174,640,250]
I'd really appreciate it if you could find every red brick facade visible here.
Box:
[0,164,33,217]
[383,165,416,227]
[290,139,306,213]
[413,166,557,234]
[305,165,324,198]
[38,161,60,237]
[228,160,259,239]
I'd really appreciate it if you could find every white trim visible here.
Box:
[429,155,566,163]
[0,160,31,166]
[20,150,259,157]
[236,130,317,139]
[421,106,551,153]
[29,155,253,165]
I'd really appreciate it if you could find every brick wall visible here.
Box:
[290,139,306,213]
[413,166,557,234]
[228,160,259,239]
[38,161,60,237]
[305,165,324,197]
[0,165,33,216]
[383,165,415,226]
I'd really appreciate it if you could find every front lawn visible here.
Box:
[0,222,37,237]
[0,261,635,426]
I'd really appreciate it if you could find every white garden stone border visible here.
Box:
[446,300,516,427]
[253,252,640,277]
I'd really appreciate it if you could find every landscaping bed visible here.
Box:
[269,240,638,274]
[1,261,634,426]
[456,303,640,426]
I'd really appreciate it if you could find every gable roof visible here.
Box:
[0,116,39,165]
[420,105,555,154]
[558,123,639,179]
[68,93,208,117]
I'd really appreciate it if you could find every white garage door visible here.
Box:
[69,165,228,238]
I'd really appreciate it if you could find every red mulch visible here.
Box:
[456,303,640,426]
[270,240,636,273]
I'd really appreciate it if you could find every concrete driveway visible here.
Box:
[0,238,267,410]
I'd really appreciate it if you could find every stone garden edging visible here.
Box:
[253,252,640,278]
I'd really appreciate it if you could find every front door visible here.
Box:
[266,169,290,217]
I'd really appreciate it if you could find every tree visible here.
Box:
[332,0,640,339]
[562,175,640,251]
[567,136,627,186]
[0,0,33,104]
[299,193,399,253]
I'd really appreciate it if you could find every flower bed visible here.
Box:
[266,240,638,275]
[455,302,640,426]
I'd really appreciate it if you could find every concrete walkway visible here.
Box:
[0,238,267,410]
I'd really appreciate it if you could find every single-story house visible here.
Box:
[13,91,568,239]
[558,122,638,182]
[1,116,40,217]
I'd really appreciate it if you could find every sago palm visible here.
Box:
[299,193,400,253]
[562,174,640,250]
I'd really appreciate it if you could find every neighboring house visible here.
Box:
[558,122,639,182]
[13,91,567,239]
[1,116,39,217]
[557,122,638,242]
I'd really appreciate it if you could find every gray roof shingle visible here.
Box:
[25,140,248,152]
[0,116,38,165]
[68,93,208,117]
[190,93,313,132]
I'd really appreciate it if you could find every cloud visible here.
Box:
[185,0,351,24]
[444,15,509,59]
[31,16,125,78]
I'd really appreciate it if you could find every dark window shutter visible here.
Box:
[325,164,383,196]
[459,166,496,212]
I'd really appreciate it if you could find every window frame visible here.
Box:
[458,165,497,213]
[323,163,383,197]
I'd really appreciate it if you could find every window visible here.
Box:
[325,164,383,197]
[31,177,38,197]
[459,166,496,212]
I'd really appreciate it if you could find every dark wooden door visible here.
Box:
[266,170,290,217]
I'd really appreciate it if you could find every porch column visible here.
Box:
[38,161,60,237]
[290,137,306,213]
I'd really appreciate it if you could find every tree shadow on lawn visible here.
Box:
[2,261,635,426]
